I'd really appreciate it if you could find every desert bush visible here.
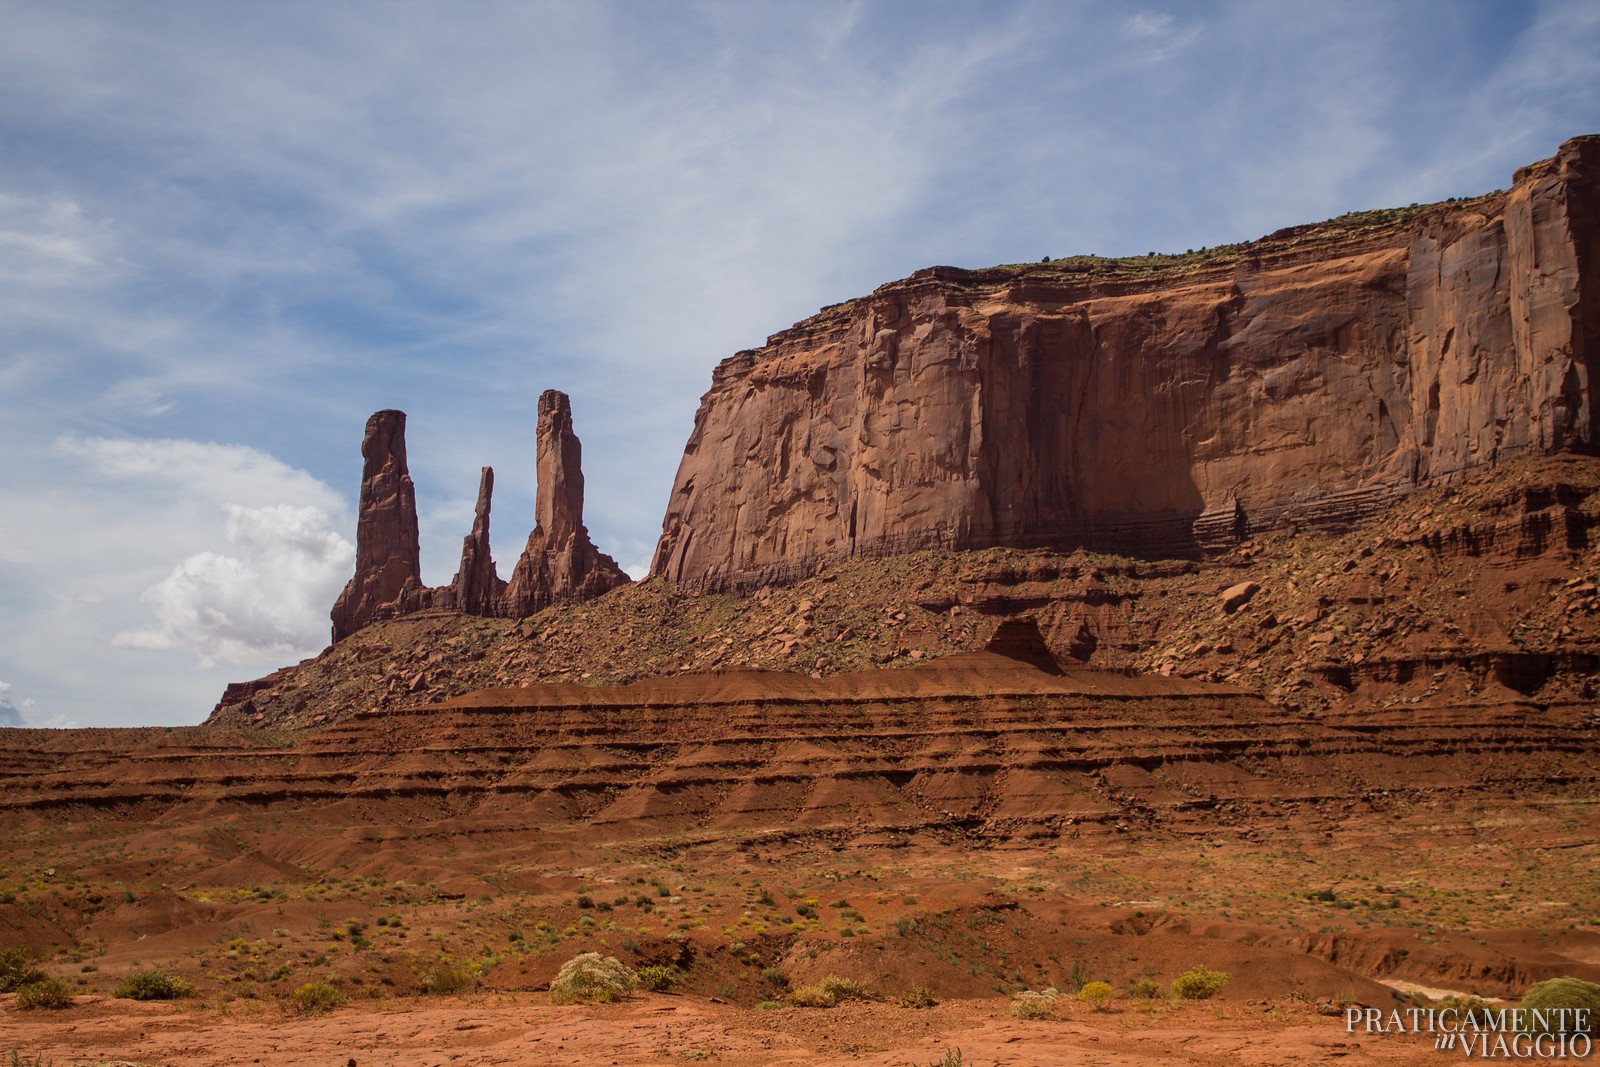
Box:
[787,974,863,1008]
[761,966,789,989]
[924,1051,964,1067]
[1434,993,1497,1025]
[116,968,193,1001]
[549,953,637,1004]
[287,981,346,1014]
[1128,978,1162,1000]
[419,959,478,995]
[0,947,46,993]
[1079,980,1114,1010]
[15,976,73,1010]
[1521,977,1600,1034]
[634,964,678,992]
[1171,965,1229,1000]
[900,984,938,1009]
[1009,988,1059,1019]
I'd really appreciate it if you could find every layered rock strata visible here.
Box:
[329,391,628,640]
[652,136,1600,592]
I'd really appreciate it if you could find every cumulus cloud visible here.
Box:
[0,432,354,725]
[0,680,65,728]
[0,681,26,727]
[114,503,353,667]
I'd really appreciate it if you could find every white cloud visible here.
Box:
[0,680,65,729]
[114,503,352,667]
[0,682,25,727]
[0,192,116,285]
[0,433,353,725]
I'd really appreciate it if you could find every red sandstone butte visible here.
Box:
[651,136,1600,592]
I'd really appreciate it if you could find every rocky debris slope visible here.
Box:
[326,389,629,641]
[652,136,1600,593]
[210,454,1599,730]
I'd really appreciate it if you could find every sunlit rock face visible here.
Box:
[652,136,1600,592]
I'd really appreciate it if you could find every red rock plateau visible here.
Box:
[6,138,1600,1065]
[654,135,1600,591]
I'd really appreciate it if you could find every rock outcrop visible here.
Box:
[330,410,423,641]
[502,390,630,616]
[652,136,1600,592]
[446,466,506,616]
[329,391,628,641]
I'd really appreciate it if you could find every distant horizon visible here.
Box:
[2,0,1597,729]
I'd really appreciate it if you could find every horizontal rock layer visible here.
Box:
[9,660,1597,861]
[652,136,1600,592]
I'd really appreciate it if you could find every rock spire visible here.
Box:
[329,391,629,641]
[503,390,630,615]
[330,410,423,641]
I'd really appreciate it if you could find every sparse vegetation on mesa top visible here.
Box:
[997,192,1502,281]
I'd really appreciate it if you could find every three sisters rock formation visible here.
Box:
[330,390,629,640]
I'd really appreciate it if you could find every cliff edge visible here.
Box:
[651,136,1600,592]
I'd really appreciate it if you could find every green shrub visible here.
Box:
[549,953,637,1004]
[116,969,193,1001]
[15,976,74,1010]
[1079,980,1114,1010]
[1128,977,1163,1000]
[1522,977,1600,1034]
[788,974,864,1008]
[634,964,678,992]
[287,981,346,1014]
[900,984,938,1009]
[1009,988,1058,1019]
[419,959,478,995]
[761,966,789,989]
[1435,993,1496,1025]
[926,1051,965,1067]
[0,947,46,992]
[1171,965,1229,1000]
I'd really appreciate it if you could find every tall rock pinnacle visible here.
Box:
[504,390,631,615]
[330,410,423,641]
[449,466,506,615]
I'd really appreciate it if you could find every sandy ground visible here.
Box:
[4,991,1461,1067]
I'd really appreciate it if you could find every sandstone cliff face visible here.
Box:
[330,410,422,641]
[330,391,628,640]
[652,136,1600,591]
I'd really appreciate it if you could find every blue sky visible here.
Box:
[1,0,1597,728]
